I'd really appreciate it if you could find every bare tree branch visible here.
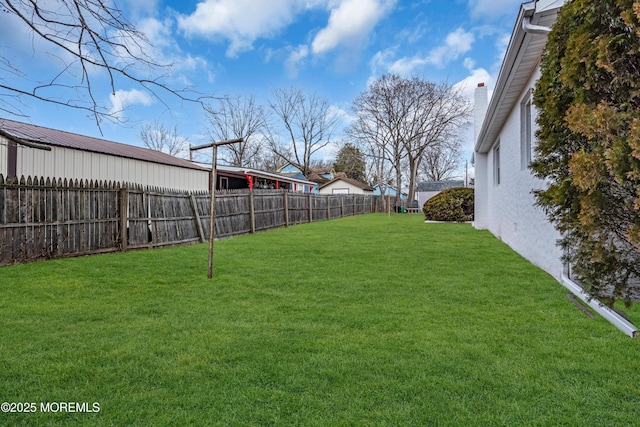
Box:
[268,87,341,176]
[204,94,270,168]
[419,138,463,181]
[139,121,188,158]
[0,0,209,132]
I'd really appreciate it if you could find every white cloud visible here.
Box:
[426,28,475,67]
[386,28,475,75]
[177,0,301,57]
[453,67,493,101]
[285,45,309,78]
[463,57,476,70]
[132,17,209,84]
[311,0,394,54]
[367,48,396,85]
[109,89,154,119]
[387,56,427,76]
[137,17,174,50]
[177,0,394,62]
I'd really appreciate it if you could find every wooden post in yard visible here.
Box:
[327,196,331,220]
[189,138,243,279]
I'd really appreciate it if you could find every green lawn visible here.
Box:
[1,214,639,426]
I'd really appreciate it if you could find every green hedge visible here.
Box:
[422,187,474,222]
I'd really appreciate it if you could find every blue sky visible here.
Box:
[1,0,523,174]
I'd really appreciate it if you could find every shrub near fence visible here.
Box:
[0,174,384,265]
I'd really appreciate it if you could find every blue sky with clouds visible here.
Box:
[1,0,523,172]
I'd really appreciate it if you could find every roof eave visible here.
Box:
[474,1,562,154]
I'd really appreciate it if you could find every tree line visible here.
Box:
[140,82,470,204]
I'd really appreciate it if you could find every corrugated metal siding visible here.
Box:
[14,145,209,191]
[0,118,204,171]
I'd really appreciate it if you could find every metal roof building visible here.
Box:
[0,118,209,191]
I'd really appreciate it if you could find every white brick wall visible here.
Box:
[475,70,564,280]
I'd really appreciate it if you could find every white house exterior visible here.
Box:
[473,0,566,280]
[0,118,209,191]
[317,177,374,195]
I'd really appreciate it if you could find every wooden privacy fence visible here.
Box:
[0,174,385,265]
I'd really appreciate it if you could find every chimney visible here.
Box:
[474,83,488,146]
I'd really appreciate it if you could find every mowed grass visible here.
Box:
[1,214,640,426]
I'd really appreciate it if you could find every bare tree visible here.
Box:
[268,87,341,176]
[347,75,409,206]
[253,149,282,173]
[0,0,206,130]
[348,74,471,203]
[205,94,270,167]
[403,80,470,201]
[362,146,396,212]
[419,138,463,181]
[139,121,188,157]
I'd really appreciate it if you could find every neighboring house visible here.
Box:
[213,165,316,192]
[372,184,407,200]
[307,167,339,185]
[276,164,311,183]
[473,0,566,280]
[277,164,343,193]
[0,118,209,191]
[416,180,465,208]
[317,177,374,195]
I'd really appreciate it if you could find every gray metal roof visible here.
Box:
[0,118,207,171]
[416,180,465,192]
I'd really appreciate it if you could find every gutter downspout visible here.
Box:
[522,16,551,34]
[561,274,638,338]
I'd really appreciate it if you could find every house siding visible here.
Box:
[318,181,372,195]
[475,69,563,280]
[2,135,208,191]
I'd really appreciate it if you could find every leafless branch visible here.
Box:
[0,0,209,132]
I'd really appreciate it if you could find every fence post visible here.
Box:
[308,193,313,223]
[249,191,256,233]
[189,192,206,243]
[341,196,344,218]
[326,196,331,220]
[283,192,289,227]
[118,186,128,251]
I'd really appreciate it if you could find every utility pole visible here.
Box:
[190,138,243,279]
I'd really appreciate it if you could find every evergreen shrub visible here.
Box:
[422,187,474,222]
